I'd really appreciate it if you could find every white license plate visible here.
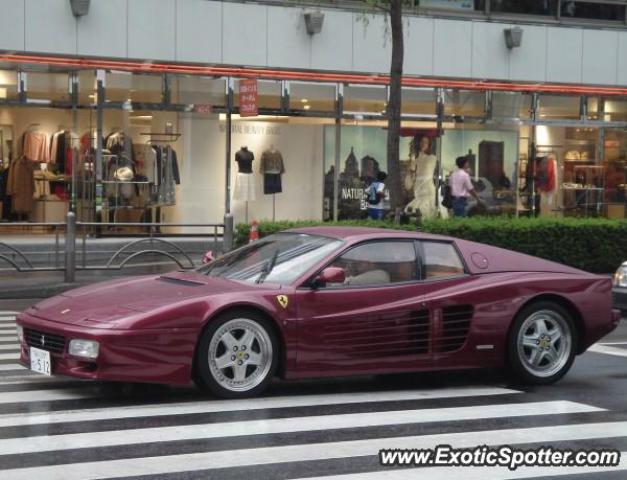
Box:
[30,347,51,376]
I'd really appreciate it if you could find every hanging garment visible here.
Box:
[158,146,180,205]
[7,156,35,214]
[22,131,50,163]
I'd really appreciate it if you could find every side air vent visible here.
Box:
[437,305,474,353]
[321,309,430,357]
[157,277,203,287]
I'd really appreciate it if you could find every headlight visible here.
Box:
[69,339,100,359]
[614,265,627,288]
[16,325,23,343]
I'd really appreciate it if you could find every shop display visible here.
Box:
[404,134,438,219]
[260,146,285,195]
[234,146,256,201]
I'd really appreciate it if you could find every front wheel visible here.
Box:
[507,302,577,385]
[195,310,278,398]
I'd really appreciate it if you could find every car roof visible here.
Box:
[286,226,452,242]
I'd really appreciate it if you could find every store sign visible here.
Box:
[193,104,212,114]
[239,79,258,117]
[420,0,474,10]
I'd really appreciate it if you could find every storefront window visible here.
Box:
[77,70,97,106]
[444,90,485,118]
[402,88,437,117]
[289,82,335,112]
[172,75,225,108]
[538,95,581,120]
[26,71,70,102]
[419,0,485,12]
[234,79,281,111]
[344,85,387,115]
[491,0,558,16]
[603,128,627,218]
[492,92,531,120]
[561,1,626,21]
[0,70,18,101]
[105,72,163,104]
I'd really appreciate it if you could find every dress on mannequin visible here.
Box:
[234,146,256,201]
[404,151,438,218]
[260,146,285,194]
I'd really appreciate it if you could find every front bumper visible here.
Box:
[612,287,627,316]
[16,312,198,385]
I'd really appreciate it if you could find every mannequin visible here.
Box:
[260,144,285,221]
[404,135,438,219]
[234,147,256,221]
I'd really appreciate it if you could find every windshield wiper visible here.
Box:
[256,250,279,284]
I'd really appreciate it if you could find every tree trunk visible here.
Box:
[386,0,404,222]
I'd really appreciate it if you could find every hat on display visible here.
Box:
[114,166,134,181]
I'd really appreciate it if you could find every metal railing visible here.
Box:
[0,213,233,282]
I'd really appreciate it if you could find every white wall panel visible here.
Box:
[223,2,267,66]
[352,14,391,73]
[128,0,176,60]
[508,24,547,83]
[471,22,509,80]
[25,0,75,55]
[546,26,583,83]
[0,0,24,52]
[433,19,472,78]
[618,32,627,86]
[78,0,127,58]
[267,6,310,70]
[582,29,618,85]
[176,0,222,63]
[310,10,352,72]
[404,16,434,76]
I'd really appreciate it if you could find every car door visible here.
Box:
[417,240,479,362]
[294,239,432,376]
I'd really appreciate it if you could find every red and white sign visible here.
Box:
[239,79,258,117]
[193,104,213,114]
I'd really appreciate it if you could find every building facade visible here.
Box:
[0,0,626,230]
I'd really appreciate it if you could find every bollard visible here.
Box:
[223,213,234,254]
[65,211,76,283]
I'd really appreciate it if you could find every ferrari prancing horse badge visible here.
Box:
[276,295,289,309]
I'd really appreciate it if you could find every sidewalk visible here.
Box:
[0,265,178,299]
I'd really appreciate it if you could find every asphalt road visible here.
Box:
[0,299,627,480]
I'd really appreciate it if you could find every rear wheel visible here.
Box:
[195,310,278,398]
[507,302,577,385]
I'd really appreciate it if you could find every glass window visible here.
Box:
[106,72,163,103]
[199,233,343,285]
[491,0,558,16]
[328,241,418,287]
[77,70,96,105]
[590,98,627,122]
[289,82,335,112]
[561,1,625,21]
[538,95,581,120]
[492,92,531,120]
[422,242,465,279]
[402,88,436,116]
[234,79,281,110]
[344,85,387,114]
[26,72,70,102]
[445,90,484,117]
[419,0,485,12]
[0,70,18,101]
[172,75,225,108]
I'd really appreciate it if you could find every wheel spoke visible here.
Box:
[549,328,562,343]
[240,330,255,349]
[215,353,235,370]
[528,346,542,367]
[246,352,263,366]
[534,318,549,336]
[544,346,559,365]
[220,331,238,351]
[233,363,247,382]
[522,334,539,348]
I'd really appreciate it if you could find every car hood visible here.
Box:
[25,271,261,326]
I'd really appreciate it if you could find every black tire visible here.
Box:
[507,301,577,385]
[195,309,278,398]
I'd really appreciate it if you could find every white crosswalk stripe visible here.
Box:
[0,308,622,480]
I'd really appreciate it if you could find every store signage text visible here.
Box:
[219,124,281,136]
[239,79,258,117]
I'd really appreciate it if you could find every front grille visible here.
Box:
[437,305,474,353]
[24,328,66,354]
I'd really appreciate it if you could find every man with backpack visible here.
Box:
[365,171,388,220]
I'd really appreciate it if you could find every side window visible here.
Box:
[422,242,465,279]
[328,241,418,287]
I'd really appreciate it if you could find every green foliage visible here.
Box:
[235,217,627,273]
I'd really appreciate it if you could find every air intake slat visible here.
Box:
[438,305,473,353]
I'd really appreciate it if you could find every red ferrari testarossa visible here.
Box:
[16,227,619,398]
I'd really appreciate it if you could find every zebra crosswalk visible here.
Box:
[0,311,626,479]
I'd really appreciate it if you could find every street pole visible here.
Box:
[65,212,76,283]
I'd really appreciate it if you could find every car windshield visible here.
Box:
[197,233,343,285]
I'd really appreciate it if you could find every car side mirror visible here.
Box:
[313,267,345,288]
[202,250,215,264]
